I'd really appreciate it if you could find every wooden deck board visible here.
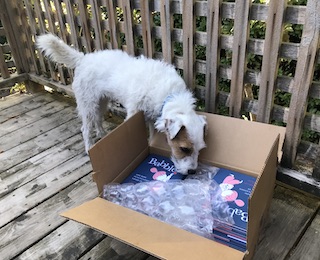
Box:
[0,92,319,260]
[253,185,320,260]
[288,210,320,260]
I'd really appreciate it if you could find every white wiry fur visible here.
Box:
[36,33,207,174]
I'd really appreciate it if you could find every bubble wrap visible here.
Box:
[103,164,234,239]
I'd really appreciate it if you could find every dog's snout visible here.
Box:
[188,169,196,175]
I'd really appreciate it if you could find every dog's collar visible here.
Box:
[160,94,175,116]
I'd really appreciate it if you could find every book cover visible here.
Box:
[212,168,256,232]
[122,154,185,184]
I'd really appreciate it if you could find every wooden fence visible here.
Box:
[0,0,320,194]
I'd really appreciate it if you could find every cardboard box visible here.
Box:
[61,112,286,260]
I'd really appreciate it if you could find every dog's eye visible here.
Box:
[180,147,192,155]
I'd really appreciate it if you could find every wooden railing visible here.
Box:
[0,0,319,194]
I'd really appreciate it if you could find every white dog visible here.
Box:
[36,33,207,175]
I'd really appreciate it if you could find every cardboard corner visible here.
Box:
[61,198,245,260]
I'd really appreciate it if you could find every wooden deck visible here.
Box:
[0,91,319,260]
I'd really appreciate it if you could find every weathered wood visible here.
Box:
[121,0,135,55]
[0,1,26,74]
[0,73,29,90]
[79,236,149,260]
[24,0,47,75]
[0,135,84,198]
[282,0,320,168]
[140,0,153,58]
[0,106,77,151]
[0,45,10,79]
[0,117,81,173]
[0,152,91,228]
[277,167,320,198]
[288,211,320,260]
[182,0,195,89]
[229,0,251,118]
[0,96,73,135]
[205,0,222,113]
[89,0,104,51]
[0,92,37,110]
[0,174,97,260]
[0,92,319,259]
[16,220,104,260]
[257,0,286,123]
[28,73,74,97]
[104,0,120,49]
[159,0,173,64]
[253,185,320,260]
[0,93,55,124]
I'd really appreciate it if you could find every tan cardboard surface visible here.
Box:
[246,135,280,258]
[151,113,286,175]
[62,197,245,260]
[63,112,286,259]
[89,112,148,193]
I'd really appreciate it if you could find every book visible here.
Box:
[121,154,255,252]
[212,168,256,250]
[122,153,185,184]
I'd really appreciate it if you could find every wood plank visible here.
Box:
[89,0,104,51]
[0,97,75,135]
[257,0,286,123]
[0,93,56,124]
[0,174,97,260]
[0,73,29,91]
[0,92,39,110]
[140,0,153,58]
[0,105,77,151]
[0,152,91,228]
[160,0,173,64]
[79,236,149,260]
[0,134,84,198]
[205,0,221,113]
[182,0,195,89]
[121,0,135,55]
[16,221,104,260]
[282,0,320,168]
[0,45,10,79]
[229,0,250,118]
[253,185,320,260]
[0,117,81,173]
[104,0,120,49]
[288,211,320,260]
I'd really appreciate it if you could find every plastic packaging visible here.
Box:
[103,164,234,239]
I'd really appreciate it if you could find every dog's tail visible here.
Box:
[36,33,84,69]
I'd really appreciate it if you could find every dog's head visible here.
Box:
[155,112,207,175]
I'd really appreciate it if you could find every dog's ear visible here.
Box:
[200,115,208,136]
[165,118,184,140]
[155,117,183,139]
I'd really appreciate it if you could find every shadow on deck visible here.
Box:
[0,91,319,260]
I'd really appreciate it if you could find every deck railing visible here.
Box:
[0,0,319,193]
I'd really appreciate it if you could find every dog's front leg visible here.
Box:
[148,121,155,142]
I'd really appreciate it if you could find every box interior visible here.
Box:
[62,112,286,260]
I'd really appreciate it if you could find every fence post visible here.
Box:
[229,0,251,118]
[282,0,320,168]
[205,0,222,113]
[0,1,30,74]
[257,0,286,123]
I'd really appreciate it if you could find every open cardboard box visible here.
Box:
[61,112,286,260]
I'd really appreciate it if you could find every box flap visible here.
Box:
[89,112,148,193]
[151,113,286,175]
[246,134,280,259]
[62,198,245,260]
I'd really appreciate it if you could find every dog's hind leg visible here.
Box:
[94,97,108,139]
[81,117,93,154]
